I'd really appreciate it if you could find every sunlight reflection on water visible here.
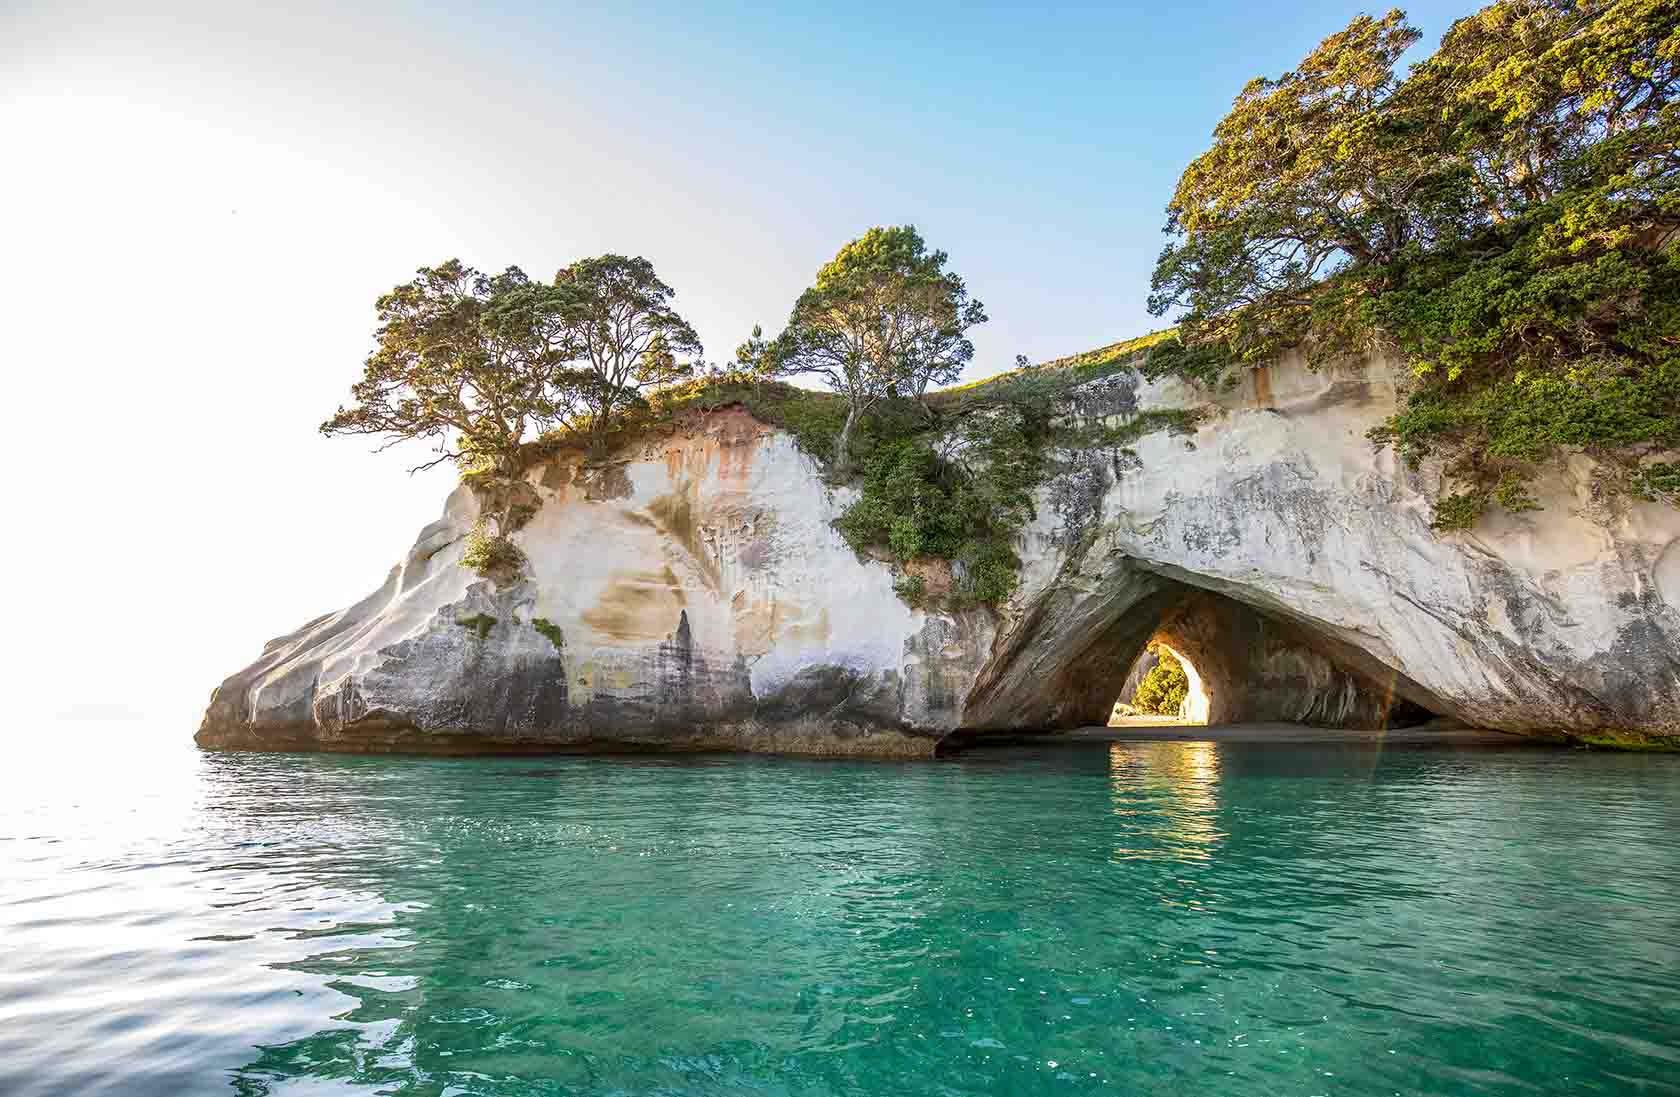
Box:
[1107,741,1225,862]
[3,735,1679,1096]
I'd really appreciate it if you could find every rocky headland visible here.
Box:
[196,347,1680,756]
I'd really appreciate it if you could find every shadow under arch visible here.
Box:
[954,561,1443,738]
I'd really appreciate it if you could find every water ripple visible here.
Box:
[1,740,1678,1095]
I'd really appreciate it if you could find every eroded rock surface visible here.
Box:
[199,409,969,757]
[199,357,1680,754]
[982,352,1680,744]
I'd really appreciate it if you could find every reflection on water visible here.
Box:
[3,737,1680,1096]
[1108,742,1224,862]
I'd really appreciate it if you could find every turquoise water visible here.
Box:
[3,738,1679,1096]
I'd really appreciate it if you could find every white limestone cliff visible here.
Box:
[198,354,1680,755]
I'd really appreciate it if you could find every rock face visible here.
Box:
[199,355,1680,755]
[199,408,986,757]
[1108,646,1161,722]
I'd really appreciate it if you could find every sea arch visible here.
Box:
[955,558,1442,737]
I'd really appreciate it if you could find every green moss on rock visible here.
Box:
[1568,729,1680,752]
[532,617,564,649]
[457,614,497,640]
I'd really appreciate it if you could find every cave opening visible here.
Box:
[953,563,1447,741]
[1108,641,1210,727]
[1102,583,1443,732]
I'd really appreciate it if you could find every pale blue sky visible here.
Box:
[4,0,1474,734]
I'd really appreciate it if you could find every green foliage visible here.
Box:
[738,387,850,460]
[892,574,929,607]
[323,254,702,481]
[931,329,1175,405]
[1132,646,1190,716]
[1071,408,1205,449]
[457,614,497,640]
[1139,334,1238,387]
[320,260,574,476]
[461,521,526,580]
[756,225,987,464]
[1569,728,1680,751]
[956,540,1021,606]
[550,254,703,454]
[624,372,941,471]
[1429,469,1539,531]
[1493,469,1542,515]
[1146,0,1680,528]
[629,376,852,464]
[531,617,564,649]
[1431,489,1489,531]
[1378,248,1680,470]
[1632,461,1680,502]
[837,443,971,556]
[835,402,1049,608]
[1058,330,1180,380]
[1148,8,1424,362]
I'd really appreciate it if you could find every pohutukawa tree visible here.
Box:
[762,226,987,465]
[1151,0,1680,367]
[320,259,573,476]
[550,254,702,453]
[1146,9,1429,364]
[1147,0,1680,527]
[322,254,703,468]
[322,255,701,577]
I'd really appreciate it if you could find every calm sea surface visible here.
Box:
[2,736,1678,1096]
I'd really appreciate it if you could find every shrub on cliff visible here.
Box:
[1144,0,1680,526]
[834,401,1048,607]
[461,521,526,583]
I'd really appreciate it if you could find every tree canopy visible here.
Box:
[319,260,572,476]
[1148,10,1427,362]
[760,226,987,464]
[1146,0,1680,527]
[322,254,702,480]
[550,254,702,451]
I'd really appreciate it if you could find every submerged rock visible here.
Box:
[199,360,1680,755]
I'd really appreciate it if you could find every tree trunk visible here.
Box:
[913,378,935,422]
[835,403,859,468]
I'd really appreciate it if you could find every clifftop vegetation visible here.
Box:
[319,227,1185,605]
[316,0,1677,598]
[610,340,1178,608]
[744,225,988,465]
[1143,0,1680,528]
